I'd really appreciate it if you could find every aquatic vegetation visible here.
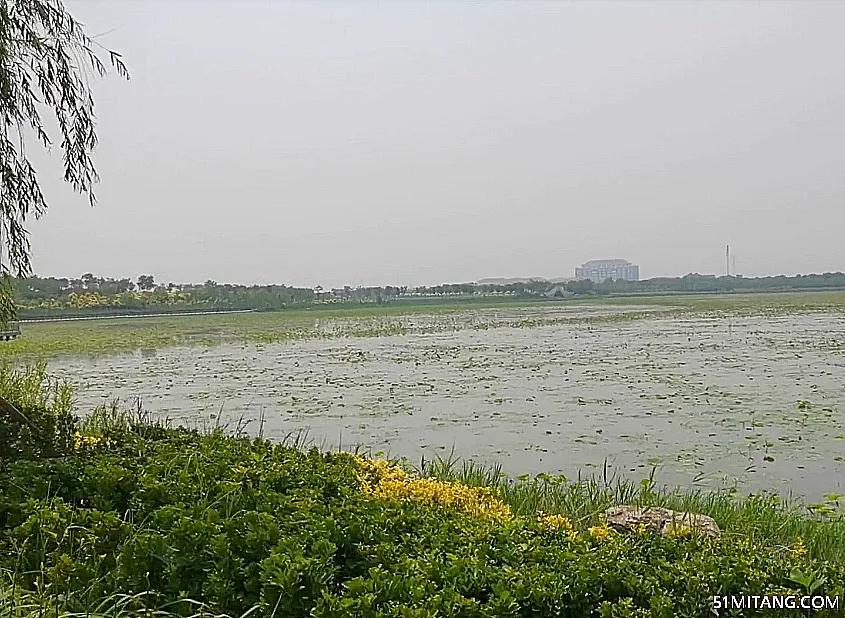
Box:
[5,290,845,359]
[40,294,845,503]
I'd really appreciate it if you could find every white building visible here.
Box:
[575,259,640,283]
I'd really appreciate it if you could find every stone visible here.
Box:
[604,505,721,538]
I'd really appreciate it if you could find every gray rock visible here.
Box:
[604,505,721,538]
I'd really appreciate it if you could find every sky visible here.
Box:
[26,1,845,288]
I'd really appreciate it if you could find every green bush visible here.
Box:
[1,424,843,617]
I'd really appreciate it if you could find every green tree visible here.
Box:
[81,272,97,289]
[0,0,129,326]
[136,275,155,291]
[567,279,595,295]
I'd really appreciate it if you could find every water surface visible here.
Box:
[50,304,845,500]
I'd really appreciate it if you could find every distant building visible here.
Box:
[575,259,640,283]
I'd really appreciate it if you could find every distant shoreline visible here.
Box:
[13,285,845,323]
[18,309,255,323]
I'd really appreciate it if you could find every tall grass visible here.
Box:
[418,452,845,562]
[0,360,73,414]
[0,362,77,462]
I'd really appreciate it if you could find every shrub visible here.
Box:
[1,425,843,617]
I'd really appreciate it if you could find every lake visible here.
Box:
[47,301,845,501]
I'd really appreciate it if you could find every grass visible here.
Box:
[418,453,845,563]
[0,360,74,415]
[4,290,845,359]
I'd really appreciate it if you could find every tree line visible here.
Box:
[11,275,315,315]
[7,271,845,317]
[573,272,845,295]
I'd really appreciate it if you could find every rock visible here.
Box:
[604,505,721,538]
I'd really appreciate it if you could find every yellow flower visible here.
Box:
[73,432,106,450]
[352,455,512,522]
[588,523,615,541]
[538,512,578,540]
[792,538,807,558]
[665,523,693,539]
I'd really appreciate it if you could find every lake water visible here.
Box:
[49,304,845,501]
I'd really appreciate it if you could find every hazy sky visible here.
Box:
[27,1,845,287]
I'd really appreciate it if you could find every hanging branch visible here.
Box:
[0,0,129,325]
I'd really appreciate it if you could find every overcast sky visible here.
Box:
[27,1,845,287]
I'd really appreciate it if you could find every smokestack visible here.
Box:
[726,245,730,276]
